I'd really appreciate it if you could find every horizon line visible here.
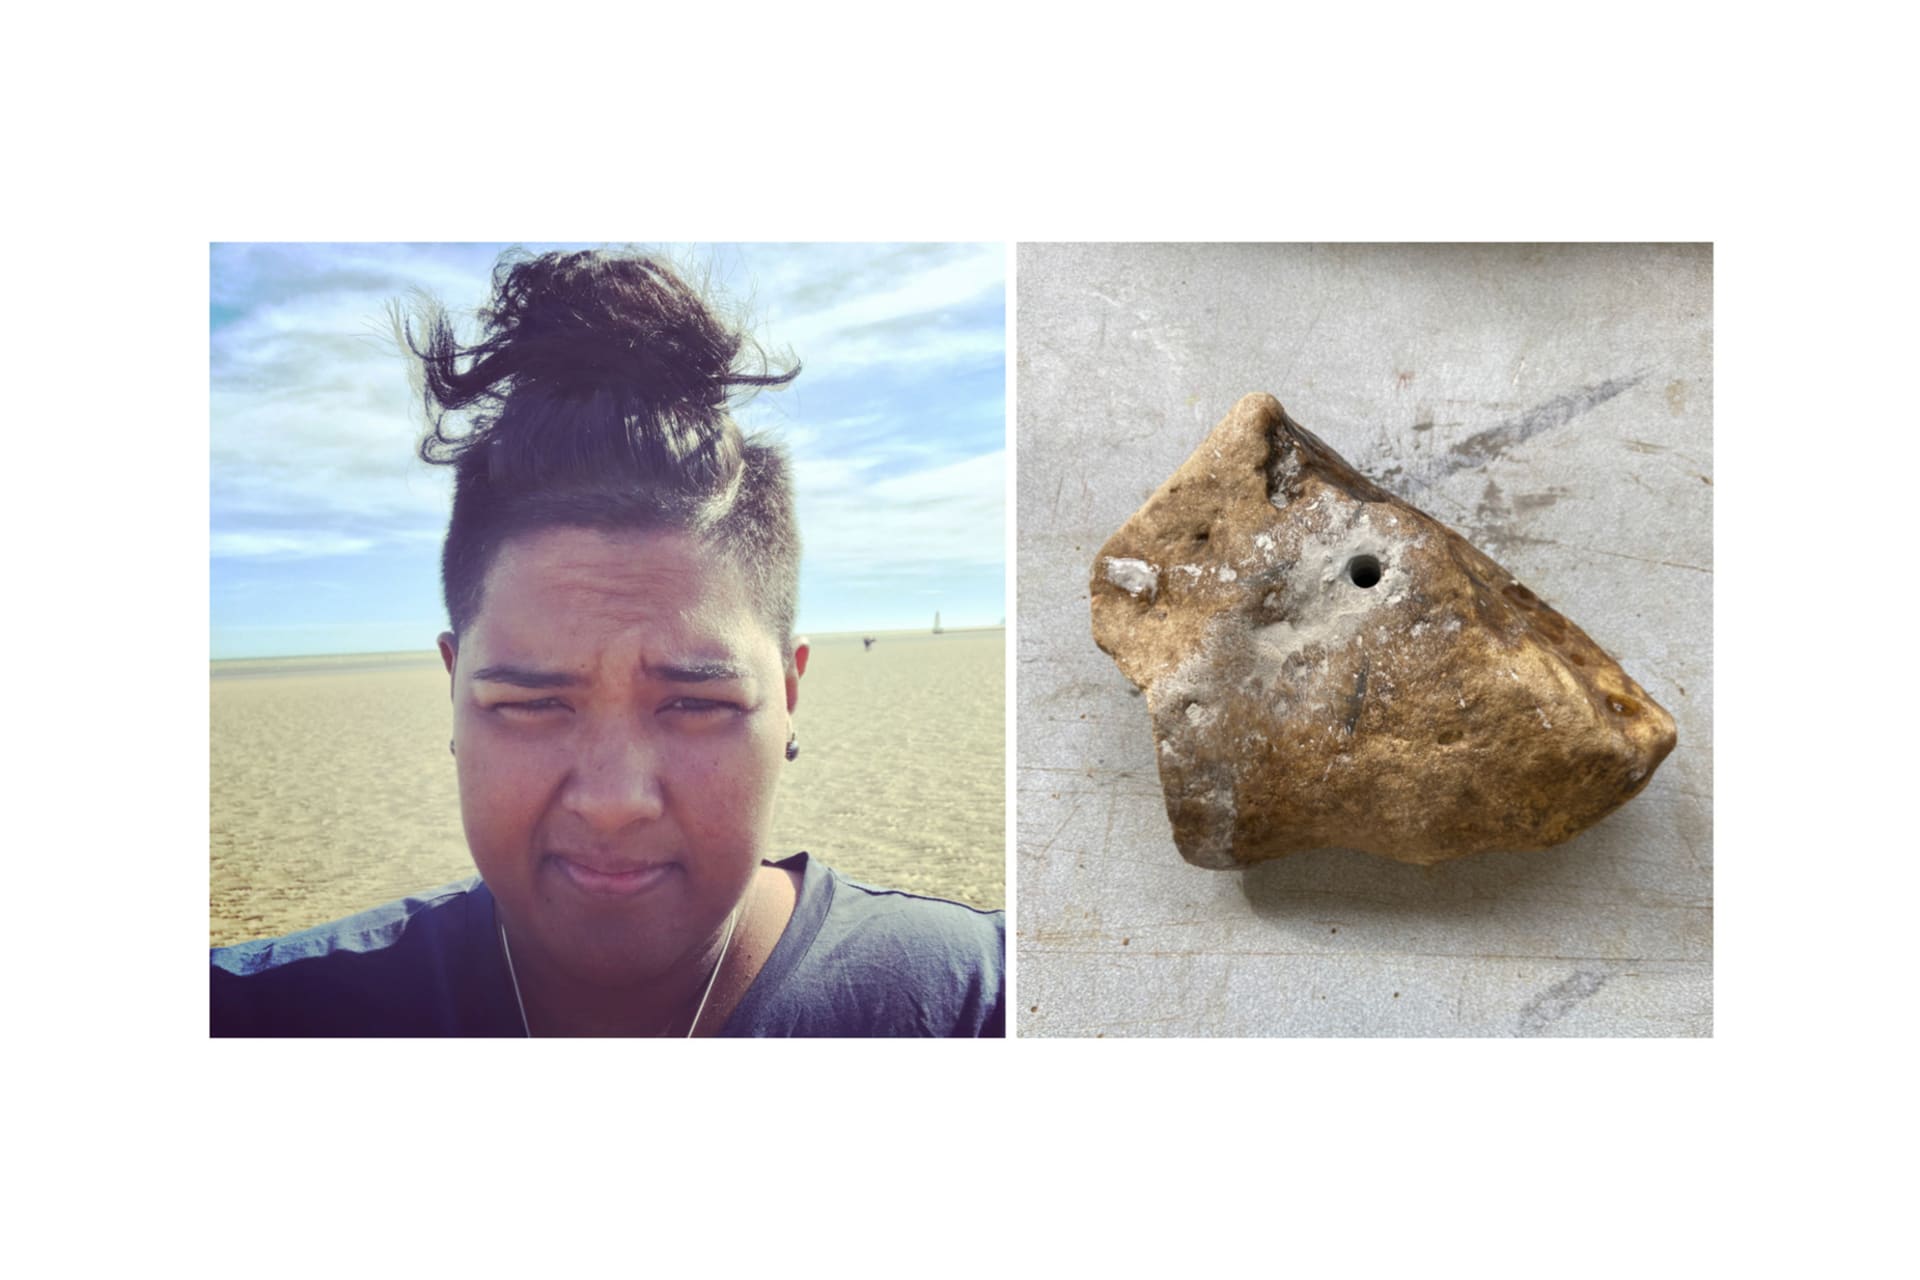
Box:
[210,624,1008,664]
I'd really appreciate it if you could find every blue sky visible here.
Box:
[210,243,1006,659]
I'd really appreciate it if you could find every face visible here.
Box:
[441,526,805,988]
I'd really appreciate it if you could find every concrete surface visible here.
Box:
[1016,244,1712,1037]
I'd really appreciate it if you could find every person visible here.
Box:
[210,249,1005,1036]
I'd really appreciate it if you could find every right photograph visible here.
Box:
[1016,243,1711,1037]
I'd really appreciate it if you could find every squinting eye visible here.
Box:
[495,698,567,716]
[664,698,740,717]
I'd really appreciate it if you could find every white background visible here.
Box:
[7,2,1909,1275]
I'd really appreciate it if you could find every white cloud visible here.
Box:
[797,450,1005,572]
[758,244,1004,376]
[210,532,380,559]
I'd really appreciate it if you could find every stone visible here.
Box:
[1089,393,1677,869]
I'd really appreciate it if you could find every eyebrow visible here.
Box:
[470,665,581,689]
[469,660,748,688]
[649,660,749,684]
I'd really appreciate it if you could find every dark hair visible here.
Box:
[399,249,802,654]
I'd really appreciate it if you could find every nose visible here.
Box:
[558,720,667,832]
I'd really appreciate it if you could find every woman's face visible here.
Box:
[441,526,802,988]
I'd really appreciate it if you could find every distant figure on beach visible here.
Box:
[210,249,1004,1038]
[862,636,875,650]
[932,611,942,634]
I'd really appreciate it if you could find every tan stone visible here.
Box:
[1090,393,1677,868]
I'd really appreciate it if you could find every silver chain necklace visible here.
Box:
[497,883,750,1038]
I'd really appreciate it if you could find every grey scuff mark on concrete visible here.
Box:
[1447,373,1647,472]
[1515,969,1613,1035]
[1395,372,1649,496]
[1512,487,1570,513]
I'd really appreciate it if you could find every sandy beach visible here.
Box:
[209,629,1004,947]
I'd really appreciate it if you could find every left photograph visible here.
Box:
[210,243,1007,1037]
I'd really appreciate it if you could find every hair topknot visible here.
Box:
[398,248,805,650]
[402,248,799,492]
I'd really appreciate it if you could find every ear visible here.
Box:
[438,632,459,694]
[786,640,809,714]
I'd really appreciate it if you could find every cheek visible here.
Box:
[663,732,784,836]
[454,730,562,853]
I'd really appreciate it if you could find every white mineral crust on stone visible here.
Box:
[1102,556,1159,600]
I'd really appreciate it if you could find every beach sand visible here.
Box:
[209,629,1004,947]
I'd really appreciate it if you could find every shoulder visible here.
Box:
[209,879,495,1036]
[729,855,1005,1038]
[211,879,480,977]
[814,872,1005,973]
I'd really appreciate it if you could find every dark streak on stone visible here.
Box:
[1515,969,1613,1035]
[1343,654,1370,735]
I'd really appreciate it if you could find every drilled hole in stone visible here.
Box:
[1193,528,1210,544]
[1437,729,1463,746]
[1346,554,1383,588]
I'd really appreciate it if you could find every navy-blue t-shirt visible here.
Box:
[210,853,1004,1038]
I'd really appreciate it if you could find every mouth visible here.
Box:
[547,853,678,898]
